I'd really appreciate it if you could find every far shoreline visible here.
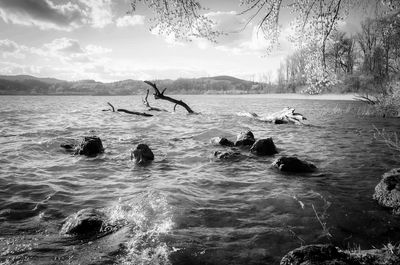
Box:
[0,93,357,101]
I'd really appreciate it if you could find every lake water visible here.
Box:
[0,95,399,265]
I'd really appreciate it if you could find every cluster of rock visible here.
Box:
[58,132,399,263]
[61,136,154,164]
[212,130,316,173]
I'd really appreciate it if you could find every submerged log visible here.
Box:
[239,107,306,124]
[261,107,306,124]
[144,81,194,113]
[106,102,153,117]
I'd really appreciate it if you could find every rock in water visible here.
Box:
[234,130,255,147]
[373,168,400,214]
[210,137,234,147]
[272,156,316,173]
[61,208,106,236]
[214,150,242,160]
[250,138,278,156]
[131,144,154,164]
[76,136,104,157]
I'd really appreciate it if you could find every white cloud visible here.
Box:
[80,0,113,28]
[85,44,112,54]
[116,14,145,27]
[44,38,84,54]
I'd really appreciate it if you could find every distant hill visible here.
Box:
[0,75,275,95]
[0,75,63,84]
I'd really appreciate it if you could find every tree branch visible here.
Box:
[106,102,153,117]
[144,81,195,113]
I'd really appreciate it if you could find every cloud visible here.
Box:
[0,0,84,30]
[80,0,113,28]
[116,14,145,27]
[0,39,39,58]
[44,38,84,54]
[43,38,112,64]
[0,0,114,30]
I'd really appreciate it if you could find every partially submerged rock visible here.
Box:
[272,156,316,173]
[210,137,234,147]
[280,244,400,265]
[76,136,104,157]
[61,208,106,236]
[234,130,255,147]
[214,150,242,160]
[373,168,400,214]
[131,144,154,164]
[61,136,104,157]
[250,138,278,156]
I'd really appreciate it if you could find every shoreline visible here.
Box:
[0,93,357,101]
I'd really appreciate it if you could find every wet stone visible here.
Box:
[214,150,242,160]
[250,138,278,156]
[234,130,255,147]
[60,208,106,236]
[76,136,104,157]
[131,144,154,164]
[272,156,316,173]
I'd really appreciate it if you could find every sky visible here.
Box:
[0,0,364,82]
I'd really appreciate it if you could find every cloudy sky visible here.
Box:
[0,0,362,82]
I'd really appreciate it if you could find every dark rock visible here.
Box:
[250,138,278,156]
[373,168,400,214]
[131,144,154,164]
[76,136,104,157]
[234,130,255,147]
[280,244,400,265]
[61,208,106,236]
[214,150,242,160]
[272,156,316,173]
[219,137,234,147]
[210,137,234,147]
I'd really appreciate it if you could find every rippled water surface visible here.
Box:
[0,95,399,265]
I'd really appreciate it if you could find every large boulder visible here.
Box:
[272,156,316,173]
[250,138,278,156]
[234,130,255,147]
[76,136,104,157]
[373,168,400,214]
[131,144,154,164]
[60,208,106,236]
[280,244,400,265]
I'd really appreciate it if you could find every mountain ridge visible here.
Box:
[0,74,271,95]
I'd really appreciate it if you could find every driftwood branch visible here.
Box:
[238,107,306,125]
[142,89,167,112]
[144,81,194,114]
[105,102,153,117]
[107,102,115,112]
